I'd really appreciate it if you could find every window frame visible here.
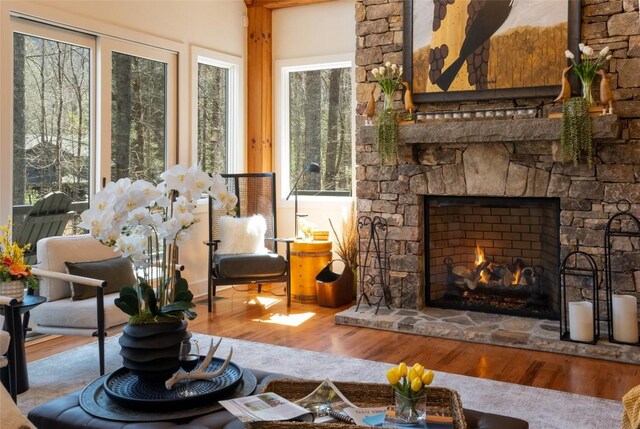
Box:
[275,53,355,205]
[99,37,178,187]
[190,46,244,176]
[9,17,97,211]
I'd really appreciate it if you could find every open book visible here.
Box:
[219,392,314,423]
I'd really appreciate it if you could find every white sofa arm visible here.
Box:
[31,268,106,289]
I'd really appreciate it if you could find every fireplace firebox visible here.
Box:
[425,196,561,319]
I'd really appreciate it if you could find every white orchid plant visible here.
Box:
[79,165,237,324]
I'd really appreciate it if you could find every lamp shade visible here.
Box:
[305,162,321,174]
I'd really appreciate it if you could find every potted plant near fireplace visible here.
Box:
[79,165,237,380]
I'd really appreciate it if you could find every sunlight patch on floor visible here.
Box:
[252,312,316,327]
[245,296,280,309]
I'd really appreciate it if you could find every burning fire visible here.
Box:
[512,266,522,286]
[474,243,521,286]
[474,244,485,266]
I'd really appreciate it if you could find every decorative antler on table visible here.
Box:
[165,337,234,390]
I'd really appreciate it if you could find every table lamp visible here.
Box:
[286,162,321,238]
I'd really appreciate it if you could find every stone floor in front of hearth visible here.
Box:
[335,305,640,364]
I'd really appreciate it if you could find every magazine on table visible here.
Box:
[292,378,361,423]
[219,392,314,423]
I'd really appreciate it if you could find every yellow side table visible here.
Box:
[290,240,332,302]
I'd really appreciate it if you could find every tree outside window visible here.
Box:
[288,66,352,196]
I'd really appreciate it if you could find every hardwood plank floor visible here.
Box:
[26,285,640,402]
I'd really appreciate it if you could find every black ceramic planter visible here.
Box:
[119,320,191,381]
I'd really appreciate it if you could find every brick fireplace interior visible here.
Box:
[425,196,560,319]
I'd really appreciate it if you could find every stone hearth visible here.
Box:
[336,305,640,364]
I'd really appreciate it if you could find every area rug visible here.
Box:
[21,333,622,429]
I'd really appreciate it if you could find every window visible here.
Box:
[111,52,168,182]
[11,21,94,230]
[279,59,353,198]
[192,48,243,174]
[10,17,177,230]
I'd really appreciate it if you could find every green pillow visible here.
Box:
[65,257,137,301]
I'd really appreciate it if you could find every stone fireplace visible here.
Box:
[426,195,560,319]
[356,115,627,316]
[354,0,640,320]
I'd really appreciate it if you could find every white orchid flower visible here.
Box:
[129,207,153,226]
[132,179,162,206]
[174,230,190,247]
[379,66,385,75]
[174,211,195,228]
[599,46,610,57]
[160,164,189,194]
[583,46,594,56]
[158,218,182,242]
[565,50,574,59]
[579,43,585,52]
[78,208,114,238]
[385,61,391,68]
[188,165,214,196]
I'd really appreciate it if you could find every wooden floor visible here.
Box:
[26,285,640,402]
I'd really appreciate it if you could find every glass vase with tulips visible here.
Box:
[386,362,435,423]
[565,44,611,106]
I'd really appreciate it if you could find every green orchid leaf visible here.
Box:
[115,287,140,316]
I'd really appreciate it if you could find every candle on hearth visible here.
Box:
[569,301,594,342]
[612,295,639,343]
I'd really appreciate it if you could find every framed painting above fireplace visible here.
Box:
[402,0,581,103]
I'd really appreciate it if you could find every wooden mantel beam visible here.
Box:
[245,0,333,9]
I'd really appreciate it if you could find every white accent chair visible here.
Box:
[30,235,131,375]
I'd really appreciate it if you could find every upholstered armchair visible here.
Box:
[30,235,135,375]
[205,173,292,311]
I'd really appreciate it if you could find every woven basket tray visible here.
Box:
[245,379,466,429]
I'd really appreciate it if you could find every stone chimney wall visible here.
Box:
[354,0,640,311]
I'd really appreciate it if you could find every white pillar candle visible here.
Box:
[613,295,639,343]
[569,301,594,342]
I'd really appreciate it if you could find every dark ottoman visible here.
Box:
[28,369,528,429]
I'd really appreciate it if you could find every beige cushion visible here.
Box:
[30,292,128,331]
[35,235,119,301]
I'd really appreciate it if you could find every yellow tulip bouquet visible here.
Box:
[386,362,434,422]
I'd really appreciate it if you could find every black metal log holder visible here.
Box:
[355,215,391,315]
[559,250,600,345]
[604,200,640,345]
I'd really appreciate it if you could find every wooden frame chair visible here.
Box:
[205,173,292,312]
[13,192,75,265]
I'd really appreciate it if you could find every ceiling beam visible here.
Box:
[245,0,333,10]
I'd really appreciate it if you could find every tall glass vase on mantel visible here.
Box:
[581,77,595,107]
[376,90,398,165]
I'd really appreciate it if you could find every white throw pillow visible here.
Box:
[216,215,268,255]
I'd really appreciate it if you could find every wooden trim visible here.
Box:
[246,6,273,173]
[245,0,333,9]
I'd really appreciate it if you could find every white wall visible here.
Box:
[272,0,356,243]
[0,0,247,297]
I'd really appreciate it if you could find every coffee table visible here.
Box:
[28,369,529,429]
